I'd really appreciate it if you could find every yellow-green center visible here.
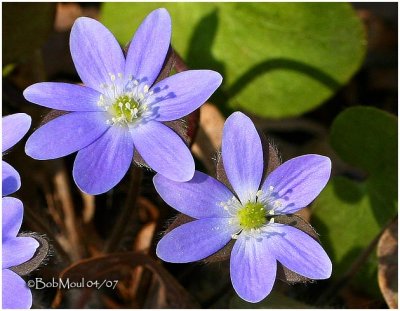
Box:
[109,95,140,123]
[237,202,266,230]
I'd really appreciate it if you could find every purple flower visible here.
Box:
[23,8,222,195]
[2,197,39,309]
[154,112,332,303]
[2,113,38,308]
[2,113,31,196]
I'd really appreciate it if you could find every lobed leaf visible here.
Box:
[102,2,365,118]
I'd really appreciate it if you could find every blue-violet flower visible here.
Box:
[23,8,222,194]
[2,114,39,309]
[154,112,332,303]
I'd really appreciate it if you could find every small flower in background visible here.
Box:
[2,113,39,309]
[154,112,332,303]
[23,8,222,195]
[2,113,31,196]
[2,197,39,309]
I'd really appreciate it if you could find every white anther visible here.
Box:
[269,218,275,224]
[256,190,263,197]
[143,85,149,94]
[117,73,123,78]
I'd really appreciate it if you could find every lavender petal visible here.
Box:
[25,112,109,160]
[23,82,104,112]
[2,237,39,269]
[70,17,125,93]
[125,8,171,90]
[230,235,277,303]
[2,269,32,309]
[156,218,236,263]
[222,112,263,203]
[153,171,233,219]
[73,125,134,195]
[261,155,331,214]
[2,197,24,241]
[2,113,31,153]
[132,121,194,182]
[2,161,20,197]
[149,70,222,121]
[264,223,332,279]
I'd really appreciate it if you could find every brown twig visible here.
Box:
[53,165,83,260]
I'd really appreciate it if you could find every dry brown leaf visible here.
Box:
[377,218,398,308]
[192,103,225,172]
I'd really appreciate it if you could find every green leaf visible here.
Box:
[101,3,365,118]
[3,3,56,65]
[331,106,398,222]
[312,107,398,298]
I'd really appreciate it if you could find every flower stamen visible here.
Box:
[219,196,241,217]
[237,202,267,230]
[96,73,153,126]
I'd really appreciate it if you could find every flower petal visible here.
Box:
[2,113,31,153]
[25,112,109,160]
[2,197,23,239]
[149,70,222,121]
[73,125,134,195]
[261,155,331,214]
[230,235,277,303]
[2,236,39,269]
[156,218,236,263]
[132,121,194,182]
[222,112,263,203]
[264,223,332,279]
[23,82,103,112]
[2,161,20,196]
[70,17,125,93]
[153,171,234,219]
[2,269,32,309]
[125,8,171,88]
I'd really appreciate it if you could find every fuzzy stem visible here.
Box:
[103,166,143,253]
